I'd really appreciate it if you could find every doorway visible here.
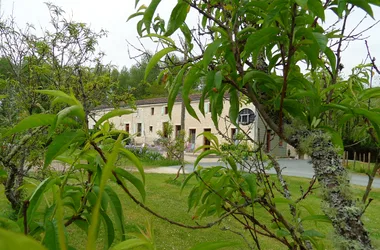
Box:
[203,128,211,150]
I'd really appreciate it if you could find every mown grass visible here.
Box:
[1,173,380,249]
[344,161,379,176]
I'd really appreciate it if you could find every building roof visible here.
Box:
[92,94,203,111]
[135,94,202,105]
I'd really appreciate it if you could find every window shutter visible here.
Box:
[205,103,209,113]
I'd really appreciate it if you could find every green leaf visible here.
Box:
[181,172,196,193]
[144,47,176,80]
[74,163,96,172]
[320,126,343,151]
[183,66,201,121]
[244,27,280,64]
[243,70,277,87]
[272,197,296,206]
[51,105,85,133]
[308,0,325,21]
[0,217,20,232]
[53,185,67,250]
[115,168,146,201]
[353,108,380,126]
[119,148,145,183]
[73,220,89,234]
[312,32,328,52]
[165,1,189,36]
[180,23,193,48]
[196,131,219,150]
[144,33,175,46]
[100,210,115,249]
[44,130,86,169]
[194,150,220,167]
[28,177,58,227]
[43,220,60,250]
[229,89,239,126]
[347,0,374,17]
[87,134,123,250]
[36,90,79,106]
[203,39,222,69]
[264,0,289,27]
[0,228,47,250]
[300,45,319,69]
[105,186,125,241]
[0,95,7,99]
[143,0,161,34]
[324,47,336,74]
[276,228,291,237]
[95,109,134,127]
[168,64,189,118]
[301,215,332,223]
[301,230,325,238]
[243,173,257,198]
[226,157,239,176]
[111,238,150,250]
[337,0,347,17]
[6,114,55,136]
[296,0,308,8]
[127,12,144,22]
[189,241,239,250]
[214,71,223,90]
[358,87,380,100]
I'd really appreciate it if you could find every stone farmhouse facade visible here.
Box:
[89,95,288,157]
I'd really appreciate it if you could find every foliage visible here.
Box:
[0,3,135,210]
[121,145,181,166]
[133,0,380,249]
[117,55,165,100]
[156,123,186,162]
[0,90,145,249]
[3,172,380,249]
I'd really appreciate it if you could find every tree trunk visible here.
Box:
[289,130,372,249]
[5,165,21,210]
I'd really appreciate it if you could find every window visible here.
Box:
[163,122,169,138]
[151,107,154,115]
[189,129,196,144]
[165,106,168,114]
[175,125,181,138]
[125,124,130,133]
[203,128,211,151]
[149,126,153,132]
[137,123,142,137]
[238,108,255,125]
[231,128,237,140]
[204,102,210,113]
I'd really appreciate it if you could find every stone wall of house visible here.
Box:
[89,97,287,157]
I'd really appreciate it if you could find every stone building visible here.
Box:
[89,95,287,157]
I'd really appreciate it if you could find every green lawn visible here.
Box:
[344,161,380,176]
[1,173,380,249]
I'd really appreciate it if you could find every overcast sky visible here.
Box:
[1,0,380,77]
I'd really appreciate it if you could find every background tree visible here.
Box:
[0,4,133,210]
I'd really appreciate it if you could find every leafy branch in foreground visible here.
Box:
[133,0,380,249]
[1,90,240,249]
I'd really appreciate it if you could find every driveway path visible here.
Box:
[146,158,380,188]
